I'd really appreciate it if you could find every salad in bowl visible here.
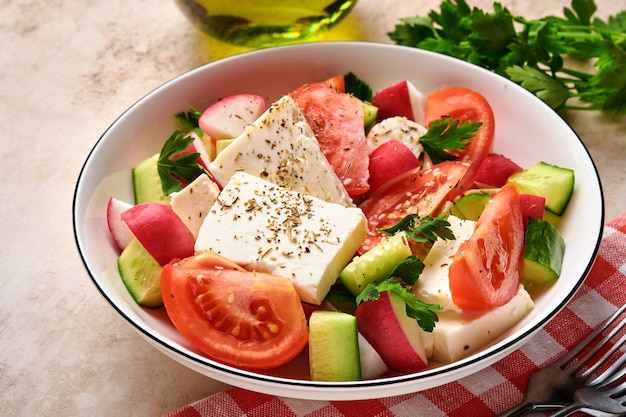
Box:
[73,42,603,400]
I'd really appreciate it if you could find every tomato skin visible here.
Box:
[425,87,495,191]
[520,193,546,225]
[358,160,471,254]
[324,75,345,92]
[290,81,370,196]
[161,251,309,370]
[449,184,525,309]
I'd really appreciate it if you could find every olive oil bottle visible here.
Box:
[174,0,358,48]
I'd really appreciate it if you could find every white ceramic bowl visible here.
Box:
[73,42,604,400]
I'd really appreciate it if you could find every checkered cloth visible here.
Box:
[164,214,626,417]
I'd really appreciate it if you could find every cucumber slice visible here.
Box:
[339,231,412,296]
[507,162,574,215]
[309,310,361,382]
[198,132,216,162]
[450,193,490,221]
[522,217,566,287]
[117,237,163,307]
[215,138,236,155]
[132,153,169,205]
[363,101,378,131]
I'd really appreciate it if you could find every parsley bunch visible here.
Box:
[389,0,626,114]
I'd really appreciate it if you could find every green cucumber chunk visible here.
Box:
[309,310,361,382]
[507,161,574,215]
[363,101,378,131]
[215,138,236,155]
[450,193,490,221]
[117,237,163,307]
[339,231,412,296]
[522,217,566,287]
[132,153,169,205]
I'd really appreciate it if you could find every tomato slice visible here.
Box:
[324,74,345,92]
[290,81,370,196]
[449,184,525,309]
[161,251,309,370]
[425,87,495,191]
[358,160,470,254]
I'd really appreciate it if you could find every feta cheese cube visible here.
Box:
[169,173,220,238]
[430,286,534,363]
[195,172,367,305]
[366,116,426,156]
[208,95,353,207]
[413,215,476,312]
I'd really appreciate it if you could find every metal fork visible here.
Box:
[497,304,626,417]
[548,365,626,416]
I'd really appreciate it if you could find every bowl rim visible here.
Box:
[72,41,605,398]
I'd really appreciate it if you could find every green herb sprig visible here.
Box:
[389,0,626,114]
[357,280,442,332]
[157,130,209,196]
[174,107,202,134]
[378,213,456,245]
[419,118,482,164]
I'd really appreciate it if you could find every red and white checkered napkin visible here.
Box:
[164,214,626,417]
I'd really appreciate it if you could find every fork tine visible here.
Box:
[600,362,626,388]
[586,331,626,386]
[556,304,626,371]
[605,374,626,398]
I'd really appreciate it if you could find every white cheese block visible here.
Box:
[413,215,476,313]
[195,171,367,305]
[208,95,353,207]
[169,173,220,238]
[366,116,426,157]
[430,285,534,364]
[413,215,534,363]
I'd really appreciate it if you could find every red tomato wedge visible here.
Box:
[161,251,309,370]
[324,74,345,92]
[449,184,525,309]
[290,81,370,196]
[425,87,495,192]
[358,160,470,254]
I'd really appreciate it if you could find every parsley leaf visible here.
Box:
[389,0,626,115]
[356,280,442,332]
[378,213,456,245]
[157,130,208,196]
[344,72,373,102]
[391,255,425,285]
[174,106,202,134]
[419,118,482,164]
[506,65,571,109]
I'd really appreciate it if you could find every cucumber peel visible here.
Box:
[522,217,566,287]
[507,161,574,215]
[132,153,169,205]
[363,101,378,131]
[450,193,490,221]
[117,237,163,307]
[308,310,361,382]
[339,232,412,296]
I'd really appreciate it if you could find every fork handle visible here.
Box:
[497,402,564,417]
